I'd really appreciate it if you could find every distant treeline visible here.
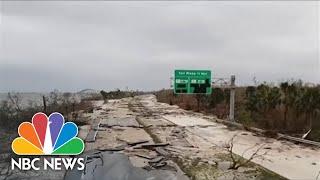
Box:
[0,90,95,132]
[155,80,320,141]
[100,89,144,101]
[0,89,145,132]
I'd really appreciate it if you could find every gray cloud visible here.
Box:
[0,1,319,92]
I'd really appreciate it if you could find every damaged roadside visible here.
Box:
[65,98,189,180]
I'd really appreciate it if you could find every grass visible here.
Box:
[214,152,287,180]
[257,167,287,180]
[173,156,220,180]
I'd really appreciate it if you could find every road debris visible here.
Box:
[85,119,101,143]
[68,95,320,179]
[65,151,187,180]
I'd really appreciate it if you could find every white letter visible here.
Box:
[55,158,62,170]
[11,158,21,170]
[44,158,54,170]
[31,158,40,170]
[62,158,76,170]
[77,158,85,171]
[22,158,31,170]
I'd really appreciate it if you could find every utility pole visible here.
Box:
[229,75,235,121]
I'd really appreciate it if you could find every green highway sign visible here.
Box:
[174,70,212,94]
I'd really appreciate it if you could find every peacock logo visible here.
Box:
[11,112,84,155]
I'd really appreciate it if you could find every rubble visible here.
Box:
[85,119,101,143]
[75,97,189,180]
[65,152,188,180]
[100,117,141,128]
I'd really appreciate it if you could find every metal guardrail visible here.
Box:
[206,117,320,147]
[278,133,320,147]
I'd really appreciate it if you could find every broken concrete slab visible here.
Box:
[129,149,159,160]
[116,128,153,145]
[134,143,170,149]
[98,144,127,152]
[64,151,189,180]
[100,117,141,128]
[85,119,101,143]
[128,139,150,146]
[154,147,170,157]
[149,161,167,169]
[85,130,98,143]
[149,156,165,163]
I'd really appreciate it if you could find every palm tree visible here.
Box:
[248,84,281,128]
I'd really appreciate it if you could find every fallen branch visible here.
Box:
[225,134,269,170]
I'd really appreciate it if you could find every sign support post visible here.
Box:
[229,75,235,121]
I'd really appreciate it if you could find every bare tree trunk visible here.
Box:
[8,92,22,112]
[42,96,47,113]
[196,95,201,112]
[72,103,75,113]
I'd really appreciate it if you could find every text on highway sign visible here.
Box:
[174,70,212,94]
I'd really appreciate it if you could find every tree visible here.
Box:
[248,84,281,115]
[286,83,300,129]
[300,87,320,129]
[245,86,258,112]
[62,92,72,118]
[100,90,108,102]
[7,92,22,112]
[245,84,281,129]
[49,89,60,107]
[267,87,281,111]
[280,82,289,126]
[195,94,206,112]
[208,88,225,108]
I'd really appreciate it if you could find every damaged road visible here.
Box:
[4,95,319,180]
[76,99,188,180]
[65,151,183,180]
[129,95,320,180]
[67,94,320,180]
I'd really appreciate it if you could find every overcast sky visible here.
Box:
[0,1,319,92]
